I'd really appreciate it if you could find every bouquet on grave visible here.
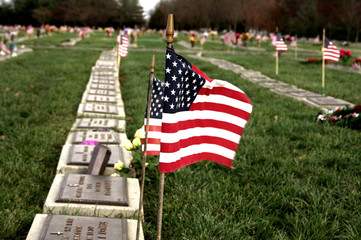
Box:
[112,127,157,178]
[300,57,328,64]
[316,105,361,130]
[339,49,352,64]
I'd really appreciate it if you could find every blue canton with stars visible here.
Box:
[145,76,164,119]
[164,47,206,114]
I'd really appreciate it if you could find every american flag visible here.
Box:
[157,47,252,173]
[276,33,288,51]
[142,76,164,155]
[119,35,128,57]
[323,37,339,62]
[116,33,121,45]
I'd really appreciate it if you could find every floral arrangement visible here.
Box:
[316,105,361,130]
[352,58,361,70]
[339,49,352,63]
[111,127,157,178]
[300,57,329,64]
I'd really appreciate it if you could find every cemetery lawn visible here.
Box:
[0,48,100,239]
[120,48,361,239]
[20,32,79,46]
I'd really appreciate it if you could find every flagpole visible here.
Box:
[156,13,174,240]
[276,27,279,76]
[321,28,325,96]
[295,35,297,60]
[136,53,155,240]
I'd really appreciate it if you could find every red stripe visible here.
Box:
[161,135,238,153]
[147,138,161,144]
[144,150,160,156]
[159,153,233,173]
[197,87,252,105]
[190,102,251,120]
[161,119,244,134]
[148,125,161,131]
[191,64,212,82]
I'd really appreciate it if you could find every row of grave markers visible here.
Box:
[26,48,144,240]
[190,55,354,109]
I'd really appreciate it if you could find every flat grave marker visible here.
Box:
[90,79,116,85]
[87,145,111,175]
[43,174,141,217]
[67,145,123,166]
[259,82,290,88]
[88,89,116,96]
[56,174,128,206]
[26,214,144,240]
[72,130,120,144]
[288,91,323,98]
[86,95,117,103]
[272,87,306,93]
[306,97,352,106]
[84,103,118,114]
[76,118,119,129]
[90,84,116,90]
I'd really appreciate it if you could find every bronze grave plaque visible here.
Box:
[90,84,116,90]
[72,131,119,144]
[88,89,116,96]
[83,104,118,114]
[67,145,123,166]
[86,95,117,103]
[56,174,128,206]
[90,79,115,85]
[40,214,128,240]
[77,118,118,129]
[306,97,351,106]
[92,71,114,76]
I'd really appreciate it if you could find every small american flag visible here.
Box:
[323,37,339,62]
[276,33,288,51]
[143,76,164,156]
[158,48,252,173]
[116,33,121,45]
[119,35,128,57]
[0,42,9,55]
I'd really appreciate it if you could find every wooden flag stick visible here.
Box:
[136,53,155,240]
[295,35,298,60]
[321,28,325,96]
[275,27,279,76]
[156,13,174,240]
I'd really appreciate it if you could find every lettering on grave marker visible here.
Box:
[67,145,124,166]
[88,89,116,96]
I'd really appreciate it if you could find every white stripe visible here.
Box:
[147,131,161,139]
[161,126,241,144]
[162,110,248,128]
[203,79,246,94]
[194,94,253,113]
[159,144,235,163]
[144,144,160,151]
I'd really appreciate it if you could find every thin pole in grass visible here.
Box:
[156,13,174,240]
[321,28,326,96]
[136,53,156,240]
[116,30,121,75]
[275,26,279,77]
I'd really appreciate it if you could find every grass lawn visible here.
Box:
[0,48,100,239]
[0,33,360,239]
[20,32,79,47]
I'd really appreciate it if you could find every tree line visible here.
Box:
[0,0,145,27]
[148,0,361,42]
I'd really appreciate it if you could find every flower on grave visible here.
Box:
[114,160,125,171]
[339,49,352,63]
[134,127,145,139]
[122,139,133,150]
[132,137,142,148]
[315,105,361,130]
[111,173,121,177]
[309,57,315,62]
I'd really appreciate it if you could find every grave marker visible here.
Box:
[306,97,352,106]
[87,145,111,175]
[56,174,128,206]
[39,215,128,240]
[86,95,117,103]
[88,89,116,96]
[76,118,118,129]
[90,84,116,90]
[72,130,119,144]
[67,145,123,166]
[84,103,118,114]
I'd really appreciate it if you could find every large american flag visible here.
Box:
[119,35,128,57]
[143,76,164,155]
[276,33,288,52]
[155,47,252,173]
[323,37,339,62]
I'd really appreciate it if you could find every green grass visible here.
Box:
[20,32,79,47]
[1,33,360,239]
[76,31,117,48]
[0,48,100,239]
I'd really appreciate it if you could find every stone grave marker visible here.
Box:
[288,91,323,98]
[84,103,118,114]
[26,214,144,240]
[86,95,117,103]
[273,87,306,93]
[248,77,275,83]
[90,84,116,90]
[90,79,116,85]
[43,174,140,217]
[242,73,264,79]
[38,215,127,240]
[306,97,352,106]
[88,89,116,96]
[259,82,290,88]
[87,145,111,175]
[76,118,118,129]
[92,71,114,76]
[56,174,128,206]
[72,130,119,144]
[67,145,123,166]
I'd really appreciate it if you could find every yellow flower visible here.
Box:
[134,128,145,139]
[122,139,133,150]
[111,173,120,177]
[132,138,142,148]
[114,160,125,171]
